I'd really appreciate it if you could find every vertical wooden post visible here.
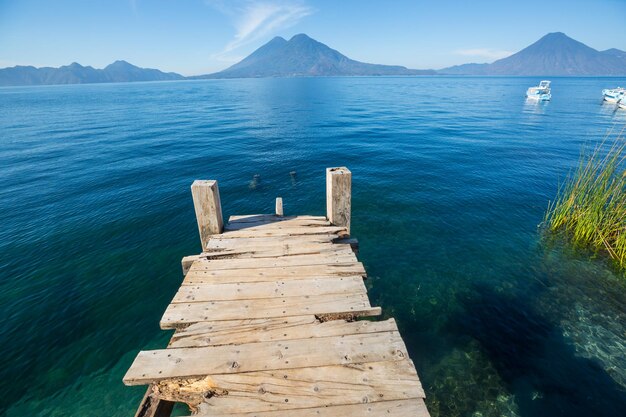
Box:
[326,167,351,235]
[191,180,223,252]
[275,197,284,216]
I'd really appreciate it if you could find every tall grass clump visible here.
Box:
[544,131,626,271]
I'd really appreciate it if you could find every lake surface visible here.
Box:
[1,77,625,417]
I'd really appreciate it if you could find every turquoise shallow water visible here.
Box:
[1,77,625,417]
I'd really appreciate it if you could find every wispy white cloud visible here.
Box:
[208,0,313,62]
[454,48,512,62]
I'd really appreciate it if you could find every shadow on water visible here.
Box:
[456,283,626,417]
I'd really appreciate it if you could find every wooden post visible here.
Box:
[191,180,223,252]
[275,197,283,216]
[326,167,351,235]
[135,386,174,417]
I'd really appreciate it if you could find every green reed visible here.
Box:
[544,129,626,271]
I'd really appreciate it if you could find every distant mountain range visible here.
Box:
[440,32,626,76]
[194,34,436,78]
[1,32,625,85]
[0,60,183,86]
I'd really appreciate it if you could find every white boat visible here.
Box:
[602,87,625,103]
[526,80,551,101]
[618,100,626,110]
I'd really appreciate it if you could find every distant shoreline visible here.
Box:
[3,74,626,89]
[3,32,626,86]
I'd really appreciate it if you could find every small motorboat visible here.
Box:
[526,80,551,101]
[602,87,625,103]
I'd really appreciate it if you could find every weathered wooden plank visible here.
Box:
[200,244,355,260]
[194,252,358,265]
[181,255,201,276]
[244,217,326,226]
[225,217,331,230]
[219,226,347,239]
[326,167,351,235]
[189,253,358,272]
[207,235,338,249]
[123,331,407,385]
[170,316,317,347]
[193,399,430,417]
[129,176,432,417]
[191,180,224,251]
[205,238,343,252]
[183,265,367,285]
[170,317,397,348]
[224,220,333,232]
[172,276,366,303]
[161,293,376,327]
[187,360,425,414]
[205,240,341,251]
[228,215,326,223]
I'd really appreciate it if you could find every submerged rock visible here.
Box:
[249,174,260,190]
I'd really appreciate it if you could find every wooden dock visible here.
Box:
[123,167,430,417]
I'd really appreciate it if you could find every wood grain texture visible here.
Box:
[326,167,351,235]
[206,235,338,248]
[188,253,359,271]
[224,219,332,231]
[169,317,397,348]
[191,180,224,251]
[193,399,430,417]
[219,226,348,239]
[127,202,429,417]
[124,331,408,385]
[160,293,375,327]
[172,276,366,303]
[182,264,367,285]
[200,243,355,260]
[192,361,425,414]
[228,215,325,223]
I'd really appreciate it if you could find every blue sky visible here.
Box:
[1,0,625,75]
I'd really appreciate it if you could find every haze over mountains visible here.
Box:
[0,60,183,86]
[442,32,626,75]
[1,32,625,85]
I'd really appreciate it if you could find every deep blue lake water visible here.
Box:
[1,77,625,417]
